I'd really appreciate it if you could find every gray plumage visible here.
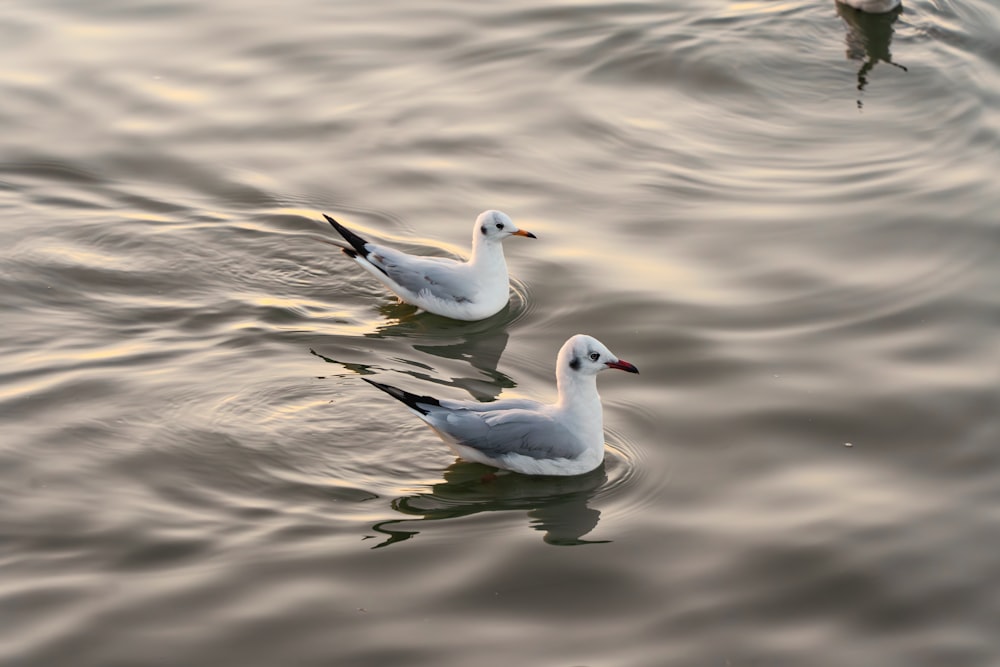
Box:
[360,334,639,476]
[324,210,536,321]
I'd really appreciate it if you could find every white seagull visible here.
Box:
[324,210,536,321]
[362,334,639,476]
[836,0,900,13]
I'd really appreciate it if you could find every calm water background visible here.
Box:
[2,0,998,665]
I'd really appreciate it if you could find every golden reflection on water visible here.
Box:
[135,80,210,105]
[38,244,125,268]
[0,69,47,86]
[120,210,174,224]
[414,158,457,171]
[13,341,152,373]
[260,398,334,422]
[726,1,800,15]
[270,207,323,219]
[1,341,152,401]
[0,375,62,402]
[624,116,666,131]
[557,242,720,303]
[251,295,306,310]
[59,23,118,39]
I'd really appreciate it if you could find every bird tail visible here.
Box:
[362,378,441,416]
[324,214,370,260]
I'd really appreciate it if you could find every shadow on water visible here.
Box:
[367,461,610,549]
[835,1,907,108]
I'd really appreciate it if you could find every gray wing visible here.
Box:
[366,245,475,302]
[438,396,544,412]
[432,408,583,461]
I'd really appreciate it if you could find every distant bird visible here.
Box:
[362,334,639,476]
[836,0,900,13]
[324,210,535,321]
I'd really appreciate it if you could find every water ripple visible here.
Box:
[1,0,999,665]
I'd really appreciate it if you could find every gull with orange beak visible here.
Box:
[324,210,535,321]
[361,334,639,476]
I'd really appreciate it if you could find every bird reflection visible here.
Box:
[370,302,517,401]
[367,461,609,548]
[835,0,907,109]
[312,300,518,401]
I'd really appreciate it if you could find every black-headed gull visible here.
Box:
[324,210,535,321]
[836,0,900,12]
[362,334,639,476]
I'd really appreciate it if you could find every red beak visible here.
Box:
[512,229,537,239]
[606,359,639,374]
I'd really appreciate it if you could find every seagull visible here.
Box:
[324,210,536,321]
[361,334,639,476]
[836,0,900,13]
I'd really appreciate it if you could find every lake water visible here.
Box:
[2,0,998,665]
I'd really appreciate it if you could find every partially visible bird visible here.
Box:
[324,210,535,321]
[361,334,639,476]
[836,0,901,13]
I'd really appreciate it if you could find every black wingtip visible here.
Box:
[324,213,370,258]
[362,377,441,416]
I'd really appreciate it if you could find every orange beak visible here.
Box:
[512,229,537,239]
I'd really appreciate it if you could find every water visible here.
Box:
[2,0,998,665]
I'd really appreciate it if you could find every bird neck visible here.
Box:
[468,236,506,270]
[555,370,604,454]
[555,367,601,412]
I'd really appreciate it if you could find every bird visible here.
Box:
[835,0,900,13]
[324,210,535,321]
[361,334,639,476]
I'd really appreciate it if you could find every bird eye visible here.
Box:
[589,352,600,361]
[495,222,504,230]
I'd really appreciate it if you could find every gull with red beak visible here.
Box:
[324,210,535,321]
[361,334,639,476]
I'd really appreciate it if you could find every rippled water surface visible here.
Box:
[2,0,998,665]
